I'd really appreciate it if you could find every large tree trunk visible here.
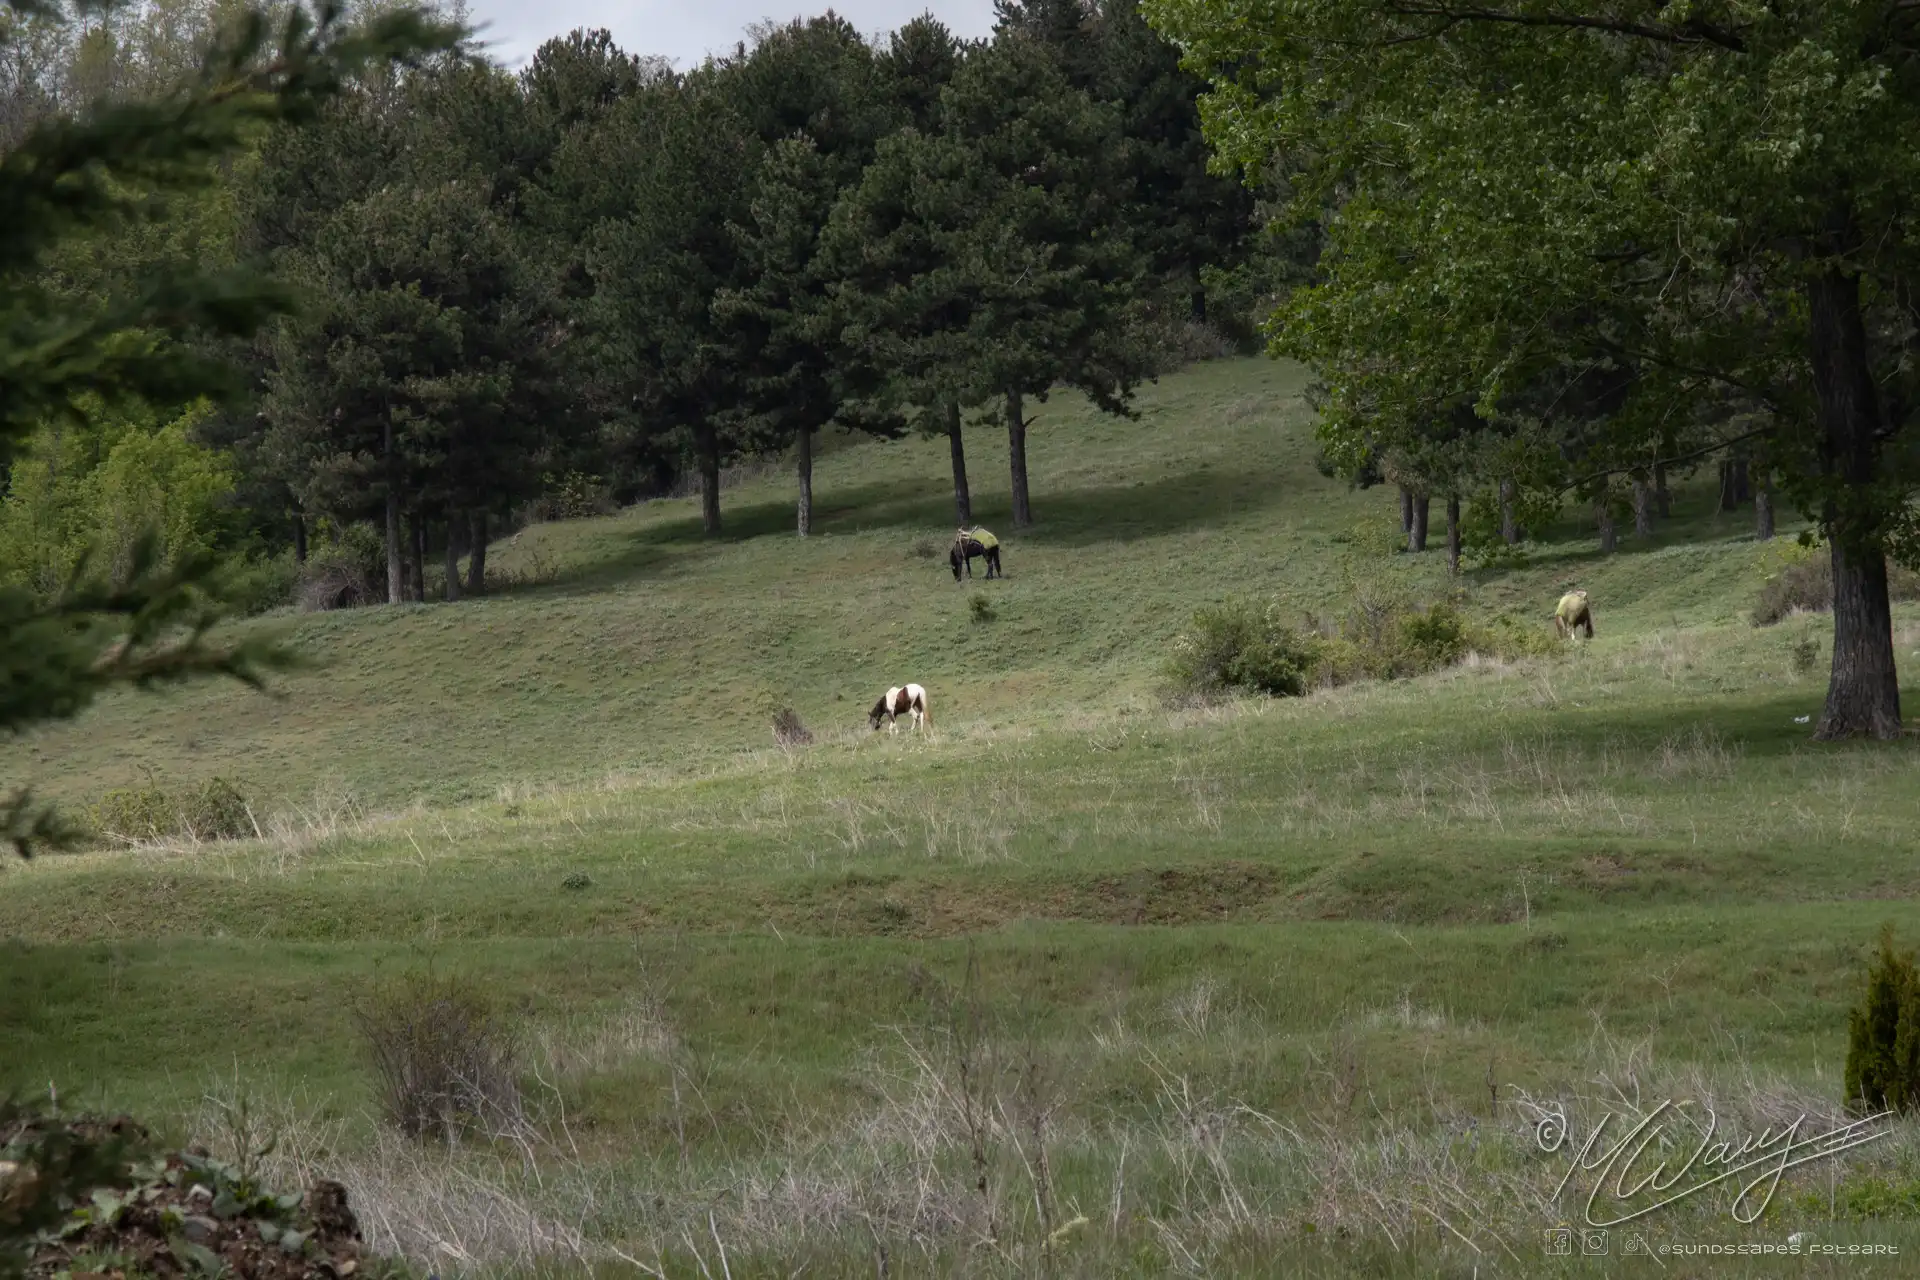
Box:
[1007,389,1032,528]
[947,399,971,527]
[1596,496,1616,554]
[1498,478,1519,545]
[697,422,722,536]
[1632,477,1655,538]
[443,516,461,602]
[1806,258,1902,739]
[1445,494,1461,576]
[292,512,307,566]
[1400,485,1415,537]
[384,419,403,605]
[408,510,426,603]
[1409,494,1430,552]
[466,510,488,597]
[1755,480,1775,542]
[796,425,813,538]
[1653,461,1671,518]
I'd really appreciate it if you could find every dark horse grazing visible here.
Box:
[950,527,1003,581]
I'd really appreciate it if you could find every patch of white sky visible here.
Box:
[457,0,999,70]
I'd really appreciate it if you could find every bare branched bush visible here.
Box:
[355,973,526,1142]
[772,707,814,747]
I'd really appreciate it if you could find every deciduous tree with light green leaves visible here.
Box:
[0,0,455,855]
[1149,0,1920,739]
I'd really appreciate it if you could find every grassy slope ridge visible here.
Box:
[6,356,1920,1277]
[0,357,1830,810]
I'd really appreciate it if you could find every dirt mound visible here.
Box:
[7,1111,393,1280]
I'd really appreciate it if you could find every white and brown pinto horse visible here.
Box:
[869,683,931,734]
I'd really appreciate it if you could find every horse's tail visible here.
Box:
[919,689,931,729]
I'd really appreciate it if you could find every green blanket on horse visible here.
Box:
[960,526,998,551]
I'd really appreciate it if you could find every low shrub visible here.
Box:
[90,776,254,845]
[1754,543,1920,626]
[1790,636,1822,677]
[91,783,176,844]
[1163,599,1318,703]
[356,972,524,1142]
[214,550,300,616]
[1164,590,1557,705]
[298,521,384,612]
[179,777,254,840]
[969,593,996,624]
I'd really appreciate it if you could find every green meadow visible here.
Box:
[6,356,1920,1277]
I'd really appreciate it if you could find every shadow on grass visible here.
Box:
[503,460,1305,595]
[1498,681,1918,763]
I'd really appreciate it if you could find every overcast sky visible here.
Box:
[461,1,1000,69]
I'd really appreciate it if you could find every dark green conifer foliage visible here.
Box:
[1846,925,1920,1116]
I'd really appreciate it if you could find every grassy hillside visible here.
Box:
[6,356,1920,1278]
[0,357,1822,812]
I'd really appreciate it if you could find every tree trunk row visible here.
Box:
[382,508,489,604]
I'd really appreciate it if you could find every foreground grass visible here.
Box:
[5,356,1920,1276]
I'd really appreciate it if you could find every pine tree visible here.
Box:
[577,68,758,535]
[942,32,1153,527]
[713,15,902,537]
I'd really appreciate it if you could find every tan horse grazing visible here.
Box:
[869,683,931,734]
[1554,589,1594,640]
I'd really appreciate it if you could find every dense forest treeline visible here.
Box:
[0,0,1311,611]
[4,0,1919,748]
